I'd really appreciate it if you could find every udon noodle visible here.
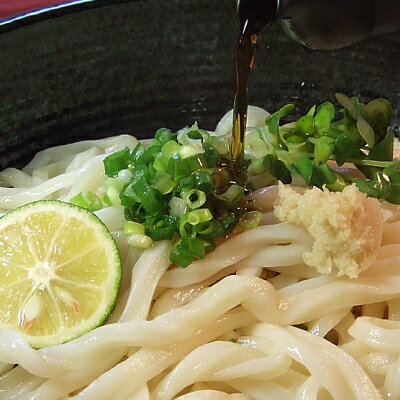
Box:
[0,108,399,400]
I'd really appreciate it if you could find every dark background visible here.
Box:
[0,0,399,169]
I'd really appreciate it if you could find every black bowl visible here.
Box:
[1,0,399,170]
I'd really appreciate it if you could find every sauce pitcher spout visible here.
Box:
[277,0,400,50]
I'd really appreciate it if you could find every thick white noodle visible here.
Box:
[22,135,137,174]
[246,323,381,399]
[215,106,270,136]
[175,391,251,400]
[119,241,172,322]
[159,224,313,288]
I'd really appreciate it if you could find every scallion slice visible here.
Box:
[203,143,220,168]
[170,238,194,267]
[153,173,178,194]
[145,215,177,240]
[103,147,130,177]
[193,170,215,195]
[155,128,175,145]
[169,197,187,217]
[70,191,102,212]
[170,236,206,267]
[178,214,196,238]
[127,234,153,249]
[238,211,262,230]
[181,188,206,209]
[195,219,224,239]
[220,184,244,206]
[124,221,145,235]
[106,186,122,208]
[162,140,181,158]
[187,209,213,225]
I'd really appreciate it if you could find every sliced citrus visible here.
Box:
[0,200,121,348]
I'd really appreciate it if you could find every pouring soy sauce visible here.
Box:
[231,0,278,184]
[231,0,400,183]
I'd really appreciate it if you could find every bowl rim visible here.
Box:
[0,0,134,34]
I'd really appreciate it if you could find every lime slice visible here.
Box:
[0,200,121,348]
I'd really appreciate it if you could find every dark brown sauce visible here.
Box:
[231,0,278,183]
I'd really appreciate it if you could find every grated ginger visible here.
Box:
[274,183,384,278]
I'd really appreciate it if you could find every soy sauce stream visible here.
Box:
[231,0,278,183]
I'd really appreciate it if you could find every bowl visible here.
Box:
[0,0,399,170]
[1,3,400,397]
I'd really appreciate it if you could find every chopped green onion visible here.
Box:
[102,193,112,206]
[120,174,148,207]
[70,191,102,212]
[127,234,153,249]
[135,144,162,166]
[106,186,122,208]
[185,154,206,172]
[201,237,216,253]
[153,172,178,194]
[141,189,167,215]
[170,236,206,267]
[128,170,150,195]
[179,145,202,159]
[180,175,195,189]
[102,177,125,192]
[169,196,187,217]
[195,219,224,239]
[124,208,134,221]
[169,154,206,182]
[120,186,138,208]
[183,237,206,259]
[129,203,147,223]
[130,143,145,164]
[187,130,203,140]
[187,209,213,225]
[188,129,210,142]
[155,128,175,145]
[178,214,196,238]
[168,155,190,182]
[146,141,163,151]
[181,188,206,209]
[117,169,133,184]
[222,214,238,235]
[170,238,194,267]
[162,140,181,159]
[123,170,167,214]
[238,211,262,230]
[193,170,215,195]
[153,154,169,172]
[147,164,158,181]
[178,209,213,240]
[144,215,177,240]
[124,221,145,235]
[203,143,220,168]
[210,135,230,156]
[220,184,244,206]
[103,147,130,177]
[177,126,209,146]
